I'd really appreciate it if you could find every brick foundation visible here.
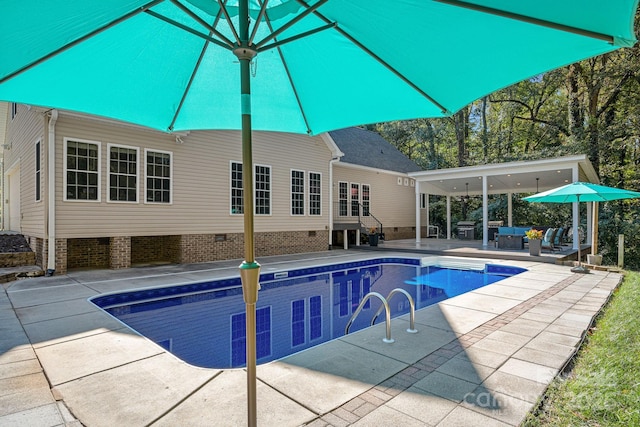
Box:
[48,231,329,273]
[110,236,131,269]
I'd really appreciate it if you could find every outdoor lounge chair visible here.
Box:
[541,228,559,252]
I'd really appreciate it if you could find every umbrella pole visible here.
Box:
[571,194,588,273]
[236,1,260,425]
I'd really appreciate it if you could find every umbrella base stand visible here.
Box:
[571,265,590,274]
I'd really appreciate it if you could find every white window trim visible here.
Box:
[338,181,348,217]
[230,160,243,215]
[63,137,102,203]
[254,163,272,216]
[34,139,42,203]
[107,143,140,204]
[308,171,322,216]
[290,169,305,217]
[143,148,173,205]
[350,182,360,217]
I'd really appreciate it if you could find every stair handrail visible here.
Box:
[344,292,394,343]
[371,288,418,334]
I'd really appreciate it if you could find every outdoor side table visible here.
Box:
[498,234,524,250]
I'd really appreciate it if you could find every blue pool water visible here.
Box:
[91,258,525,369]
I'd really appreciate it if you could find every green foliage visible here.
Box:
[370,30,640,270]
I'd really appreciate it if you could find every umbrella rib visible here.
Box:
[260,8,313,134]
[436,0,614,44]
[169,8,227,131]
[169,0,235,48]
[254,0,329,49]
[216,0,241,45]
[257,22,336,52]
[145,9,232,50]
[249,0,270,46]
[294,0,450,114]
[0,0,165,85]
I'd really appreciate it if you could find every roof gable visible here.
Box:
[329,127,421,173]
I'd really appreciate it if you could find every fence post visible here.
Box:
[618,234,624,268]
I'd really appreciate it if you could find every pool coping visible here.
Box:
[1,250,622,426]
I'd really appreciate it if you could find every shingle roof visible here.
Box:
[329,127,422,173]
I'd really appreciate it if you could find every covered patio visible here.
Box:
[409,155,600,252]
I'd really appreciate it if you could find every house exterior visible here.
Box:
[2,104,424,274]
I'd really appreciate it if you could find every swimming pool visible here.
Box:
[91,257,525,369]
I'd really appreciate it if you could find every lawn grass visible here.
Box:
[523,271,640,426]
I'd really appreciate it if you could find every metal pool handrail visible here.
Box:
[344,292,394,343]
[372,288,418,334]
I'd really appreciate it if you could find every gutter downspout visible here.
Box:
[328,157,339,249]
[46,110,58,275]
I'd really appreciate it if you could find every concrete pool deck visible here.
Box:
[0,250,622,426]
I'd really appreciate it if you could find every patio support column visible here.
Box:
[343,229,348,250]
[572,167,579,250]
[482,176,488,247]
[446,195,451,240]
[507,192,513,226]
[586,201,593,245]
[415,182,421,243]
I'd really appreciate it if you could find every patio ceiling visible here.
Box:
[408,154,599,197]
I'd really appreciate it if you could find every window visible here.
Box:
[351,183,360,216]
[10,103,17,119]
[309,172,321,216]
[230,161,243,214]
[145,149,171,203]
[230,307,271,367]
[65,139,100,201]
[230,162,271,215]
[109,144,138,202]
[420,193,427,209]
[255,164,271,215]
[338,182,348,217]
[35,140,41,202]
[309,296,322,340]
[362,184,370,216]
[291,299,305,346]
[291,170,305,216]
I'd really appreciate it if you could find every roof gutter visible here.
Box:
[46,109,58,275]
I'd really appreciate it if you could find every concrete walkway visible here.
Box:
[0,250,621,426]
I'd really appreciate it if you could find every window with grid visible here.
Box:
[309,295,322,340]
[65,139,99,201]
[35,141,41,202]
[309,172,321,216]
[291,299,305,346]
[338,182,348,216]
[291,170,305,215]
[109,145,138,202]
[255,165,271,215]
[145,150,171,203]
[230,161,243,214]
[230,307,271,367]
[350,183,360,216]
[362,184,370,216]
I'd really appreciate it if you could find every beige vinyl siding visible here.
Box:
[54,114,332,238]
[333,164,417,228]
[4,105,46,237]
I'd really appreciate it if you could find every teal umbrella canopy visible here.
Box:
[523,182,640,203]
[0,0,638,134]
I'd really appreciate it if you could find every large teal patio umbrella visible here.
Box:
[0,1,638,424]
[523,182,640,272]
